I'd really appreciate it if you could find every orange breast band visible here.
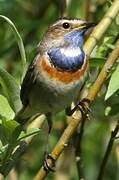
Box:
[41,56,88,84]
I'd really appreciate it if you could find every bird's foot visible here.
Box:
[66,98,91,118]
[77,98,91,118]
[43,152,55,172]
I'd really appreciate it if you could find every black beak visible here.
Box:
[84,22,97,29]
[73,22,97,32]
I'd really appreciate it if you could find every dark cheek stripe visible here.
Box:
[41,56,88,84]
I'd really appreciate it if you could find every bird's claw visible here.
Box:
[77,98,91,119]
[66,98,91,118]
[43,152,55,172]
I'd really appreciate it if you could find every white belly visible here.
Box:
[28,71,87,115]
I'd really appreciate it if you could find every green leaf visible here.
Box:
[105,62,119,100]
[0,15,26,82]
[90,57,106,67]
[107,104,119,116]
[96,36,116,58]
[0,95,14,120]
[18,128,41,141]
[0,68,22,113]
[0,120,20,144]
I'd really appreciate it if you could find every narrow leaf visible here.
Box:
[18,128,41,141]
[0,15,26,82]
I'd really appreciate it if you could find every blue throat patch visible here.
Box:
[48,30,86,72]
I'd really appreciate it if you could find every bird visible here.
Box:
[16,17,96,170]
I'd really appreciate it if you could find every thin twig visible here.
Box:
[97,120,119,180]
[74,119,86,179]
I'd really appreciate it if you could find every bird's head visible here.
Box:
[39,17,96,54]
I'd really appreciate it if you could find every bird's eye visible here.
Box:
[62,22,70,29]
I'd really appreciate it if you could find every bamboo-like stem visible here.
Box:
[97,119,119,180]
[75,39,119,180]
[83,0,119,55]
[85,0,91,21]
[34,1,119,179]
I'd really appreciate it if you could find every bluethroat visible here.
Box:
[16,17,96,170]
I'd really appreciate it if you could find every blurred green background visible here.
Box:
[0,0,119,180]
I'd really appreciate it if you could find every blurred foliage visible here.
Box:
[0,0,119,180]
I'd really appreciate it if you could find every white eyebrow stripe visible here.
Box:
[52,19,85,27]
[60,48,82,57]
